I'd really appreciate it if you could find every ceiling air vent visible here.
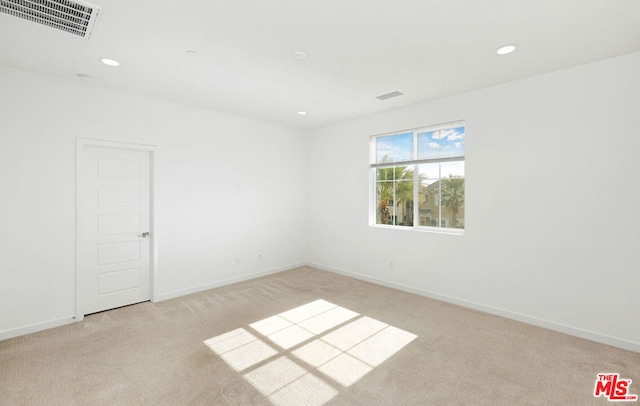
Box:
[376,91,404,101]
[0,0,101,39]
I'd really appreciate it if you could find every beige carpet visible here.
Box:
[1,266,638,405]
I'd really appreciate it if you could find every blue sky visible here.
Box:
[418,127,465,159]
[375,126,465,163]
[375,132,413,163]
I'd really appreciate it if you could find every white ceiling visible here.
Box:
[1,0,639,129]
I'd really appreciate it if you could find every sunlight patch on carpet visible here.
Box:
[205,299,417,405]
[318,353,372,387]
[267,325,315,350]
[204,328,278,371]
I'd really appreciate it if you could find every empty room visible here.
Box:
[1,1,639,405]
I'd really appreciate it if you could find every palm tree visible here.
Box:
[376,184,392,224]
[441,176,464,228]
[376,164,414,225]
[394,178,414,226]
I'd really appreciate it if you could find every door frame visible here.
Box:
[75,138,157,321]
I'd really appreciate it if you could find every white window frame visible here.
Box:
[369,120,465,234]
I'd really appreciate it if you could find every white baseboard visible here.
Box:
[2,263,306,341]
[307,262,640,354]
[5,262,638,354]
[0,316,76,342]
[155,262,307,302]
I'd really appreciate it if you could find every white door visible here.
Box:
[81,146,151,315]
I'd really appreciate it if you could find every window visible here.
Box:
[370,121,465,232]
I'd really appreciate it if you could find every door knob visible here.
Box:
[138,232,150,238]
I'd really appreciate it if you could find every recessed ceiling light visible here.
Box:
[496,44,518,55]
[297,111,307,115]
[293,51,308,61]
[100,58,120,66]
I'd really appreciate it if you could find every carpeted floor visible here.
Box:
[1,266,638,405]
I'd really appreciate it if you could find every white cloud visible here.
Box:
[429,128,465,141]
[447,131,465,141]
[428,142,439,148]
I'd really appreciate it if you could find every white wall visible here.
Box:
[307,52,640,351]
[0,67,307,339]
[2,52,639,351]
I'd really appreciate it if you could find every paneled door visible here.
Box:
[81,145,151,315]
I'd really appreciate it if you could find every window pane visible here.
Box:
[417,126,465,159]
[376,132,414,163]
[395,180,414,227]
[375,165,415,226]
[440,162,465,229]
[418,162,465,229]
[418,165,440,227]
[376,182,393,225]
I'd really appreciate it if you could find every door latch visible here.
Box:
[137,232,150,238]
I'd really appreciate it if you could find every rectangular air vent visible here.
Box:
[0,0,101,39]
[376,91,404,101]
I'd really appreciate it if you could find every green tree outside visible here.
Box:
[441,176,465,228]
[376,165,414,226]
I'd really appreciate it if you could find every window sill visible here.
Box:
[415,226,464,235]
[369,224,464,235]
